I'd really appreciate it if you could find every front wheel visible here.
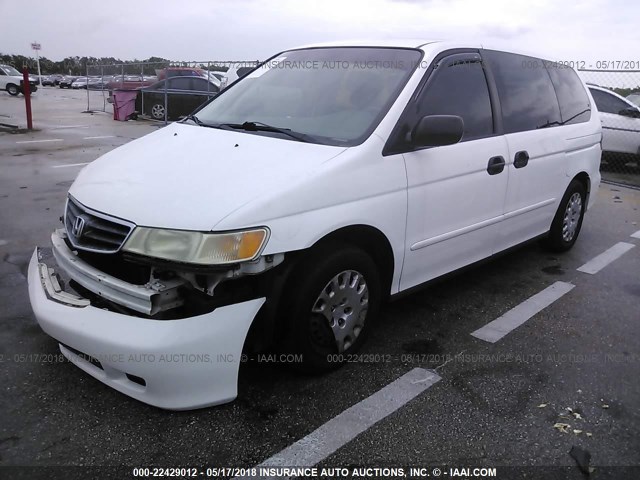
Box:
[543,180,587,252]
[6,84,19,96]
[281,244,381,373]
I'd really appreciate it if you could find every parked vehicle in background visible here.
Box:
[106,76,157,105]
[206,71,224,82]
[41,74,64,86]
[28,41,601,410]
[86,77,111,90]
[72,77,90,89]
[156,67,206,81]
[626,91,640,107]
[0,64,37,95]
[49,74,64,85]
[589,85,640,166]
[200,71,222,89]
[219,64,255,89]
[136,77,219,120]
[106,75,156,92]
[59,76,78,88]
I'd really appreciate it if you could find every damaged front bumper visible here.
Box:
[50,229,184,315]
[27,243,265,410]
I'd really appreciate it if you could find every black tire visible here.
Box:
[543,179,587,252]
[281,244,381,373]
[6,84,19,96]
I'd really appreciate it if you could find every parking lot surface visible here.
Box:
[1,88,639,479]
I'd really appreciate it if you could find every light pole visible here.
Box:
[31,42,42,86]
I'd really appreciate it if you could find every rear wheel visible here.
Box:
[543,179,587,252]
[6,84,19,96]
[281,245,381,373]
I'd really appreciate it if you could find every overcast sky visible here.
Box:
[0,0,636,65]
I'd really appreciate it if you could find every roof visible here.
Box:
[280,39,551,61]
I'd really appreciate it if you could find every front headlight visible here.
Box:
[122,227,268,265]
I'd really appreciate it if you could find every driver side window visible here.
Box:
[416,56,494,140]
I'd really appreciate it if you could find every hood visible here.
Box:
[70,123,347,231]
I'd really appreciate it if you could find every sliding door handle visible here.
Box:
[514,150,529,168]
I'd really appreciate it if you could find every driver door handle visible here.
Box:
[487,156,506,175]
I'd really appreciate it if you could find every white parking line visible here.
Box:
[83,135,115,140]
[577,242,636,275]
[631,230,640,239]
[471,281,575,343]
[52,162,89,169]
[234,368,440,479]
[15,139,63,144]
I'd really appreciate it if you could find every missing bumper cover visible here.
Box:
[50,230,185,315]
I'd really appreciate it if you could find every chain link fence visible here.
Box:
[85,60,259,123]
[578,69,640,187]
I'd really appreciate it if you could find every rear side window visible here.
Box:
[169,78,191,90]
[483,50,561,133]
[546,66,591,124]
[192,78,218,93]
[589,88,630,115]
[416,56,493,140]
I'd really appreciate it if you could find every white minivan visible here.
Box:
[28,41,602,410]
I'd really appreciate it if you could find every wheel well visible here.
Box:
[243,224,395,353]
[312,225,395,299]
[572,172,591,204]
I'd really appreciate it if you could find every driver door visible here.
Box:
[391,53,510,291]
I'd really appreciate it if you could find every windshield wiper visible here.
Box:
[183,114,206,126]
[217,121,312,142]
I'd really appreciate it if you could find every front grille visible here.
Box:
[65,196,134,253]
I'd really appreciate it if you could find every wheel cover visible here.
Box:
[151,104,165,119]
[311,270,369,353]
[562,192,582,242]
[8,85,18,94]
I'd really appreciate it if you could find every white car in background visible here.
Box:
[588,85,640,164]
[219,64,255,89]
[626,92,640,107]
[0,64,38,95]
[200,71,222,89]
[71,77,90,89]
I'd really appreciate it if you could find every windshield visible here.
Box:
[195,47,422,146]
[1,65,21,76]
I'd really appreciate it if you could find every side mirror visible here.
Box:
[618,107,640,118]
[411,115,464,147]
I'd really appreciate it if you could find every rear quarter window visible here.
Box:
[546,65,591,124]
[483,50,561,133]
